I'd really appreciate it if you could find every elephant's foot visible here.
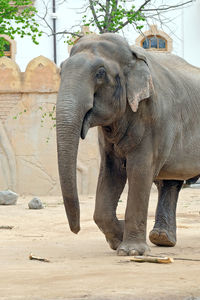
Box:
[105,220,124,250]
[106,234,122,250]
[117,241,150,256]
[149,228,176,247]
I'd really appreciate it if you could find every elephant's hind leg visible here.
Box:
[149,180,183,247]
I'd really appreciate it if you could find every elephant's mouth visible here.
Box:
[81,108,93,139]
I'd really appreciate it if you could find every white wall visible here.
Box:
[13,0,200,70]
[182,0,200,67]
[15,0,85,71]
[15,0,53,71]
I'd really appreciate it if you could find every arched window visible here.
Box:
[0,35,16,60]
[135,25,172,53]
[2,38,11,58]
[142,35,167,51]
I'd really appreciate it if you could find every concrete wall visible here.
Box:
[0,56,99,195]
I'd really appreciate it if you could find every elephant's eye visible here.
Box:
[95,67,106,82]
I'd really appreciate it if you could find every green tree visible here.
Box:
[0,0,42,56]
[83,0,147,33]
[52,0,193,41]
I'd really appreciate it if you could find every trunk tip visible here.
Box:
[63,198,80,234]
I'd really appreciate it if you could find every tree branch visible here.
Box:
[97,1,106,12]
[108,0,193,34]
[107,0,118,31]
[104,0,110,31]
[53,31,82,38]
[36,0,53,33]
[135,0,151,13]
[111,0,151,33]
[142,1,193,12]
[89,0,103,33]
[112,20,129,33]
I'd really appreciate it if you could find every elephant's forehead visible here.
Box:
[71,39,131,62]
[64,52,104,71]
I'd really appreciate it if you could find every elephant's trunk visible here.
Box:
[56,76,93,234]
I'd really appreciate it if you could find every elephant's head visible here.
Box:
[56,33,154,234]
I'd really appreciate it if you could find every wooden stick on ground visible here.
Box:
[130,256,174,264]
[147,254,200,262]
[0,225,14,230]
[29,253,50,263]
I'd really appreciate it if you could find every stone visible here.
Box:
[28,197,44,209]
[0,190,18,205]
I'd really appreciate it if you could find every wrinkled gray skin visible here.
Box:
[150,176,199,247]
[150,180,183,247]
[56,33,200,256]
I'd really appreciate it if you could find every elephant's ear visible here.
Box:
[126,49,154,112]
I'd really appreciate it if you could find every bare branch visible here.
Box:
[108,0,194,34]
[97,1,106,12]
[53,31,82,38]
[135,0,151,13]
[142,1,193,12]
[36,0,53,33]
[35,0,195,48]
[89,0,103,33]
[107,0,118,31]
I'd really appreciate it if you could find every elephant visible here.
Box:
[56,33,200,256]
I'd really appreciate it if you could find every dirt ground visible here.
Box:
[1,187,200,300]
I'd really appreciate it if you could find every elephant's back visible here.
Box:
[146,50,200,77]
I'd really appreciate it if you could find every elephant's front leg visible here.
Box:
[93,153,127,250]
[149,180,183,247]
[117,154,153,256]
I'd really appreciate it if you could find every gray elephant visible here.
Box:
[56,33,200,256]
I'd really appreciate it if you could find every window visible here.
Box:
[2,38,11,58]
[0,35,16,60]
[142,35,167,51]
[135,25,172,53]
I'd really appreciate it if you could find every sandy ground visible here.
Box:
[0,187,200,300]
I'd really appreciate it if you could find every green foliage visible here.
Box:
[66,31,81,46]
[0,0,42,56]
[66,0,145,45]
[39,104,56,143]
[82,0,145,34]
[39,104,56,128]
[13,109,27,120]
